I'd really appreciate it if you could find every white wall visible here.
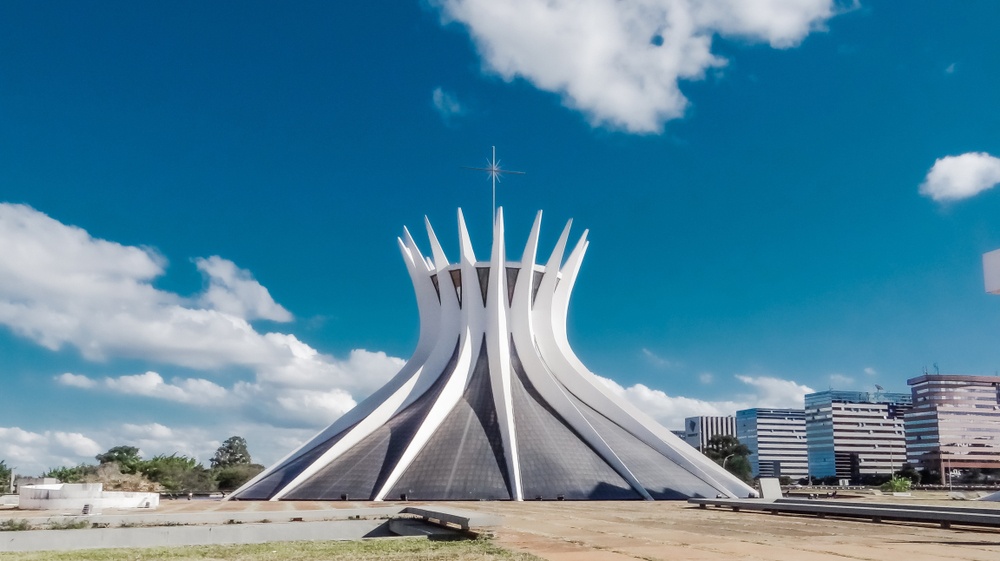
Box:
[18,483,158,511]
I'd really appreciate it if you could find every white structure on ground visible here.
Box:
[232,209,754,501]
[984,249,1000,294]
[18,483,158,511]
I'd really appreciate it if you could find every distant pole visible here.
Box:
[462,146,525,221]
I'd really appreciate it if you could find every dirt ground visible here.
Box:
[3,491,999,560]
[456,493,1000,561]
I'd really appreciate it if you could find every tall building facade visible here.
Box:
[684,416,736,452]
[805,390,912,480]
[905,374,1000,482]
[230,209,754,501]
[736,408,808,479]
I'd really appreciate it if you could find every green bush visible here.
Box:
[880,476,912,493]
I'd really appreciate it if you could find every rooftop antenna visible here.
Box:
[933,362,940,375]
[463,146,525,220]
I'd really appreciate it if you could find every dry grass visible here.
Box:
[0,537,542,561]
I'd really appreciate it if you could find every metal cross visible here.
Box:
[463,146,525,220]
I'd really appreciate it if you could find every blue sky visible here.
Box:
[2,1,1000,474]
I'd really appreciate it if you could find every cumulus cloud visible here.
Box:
[432,0,839,132]
[84,371,229,406]
[432,87,465,123]
[920,152,1000,202]
[56,372,97,389]
[56,347,404,428]
[598,373,814,429]
[734,375,814,407]
[0,426,102,474]
[1,203,405,428]
[0,420,325,476]
[195,256,292,322]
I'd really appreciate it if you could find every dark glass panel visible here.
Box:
[282,339,460,500]
[509,342,640,500]
[476,266,490,306]
[388,337,511,500]
[449,269,462,306]
[506,267,519,306]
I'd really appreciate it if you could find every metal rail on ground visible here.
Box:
[688,497,1000,530]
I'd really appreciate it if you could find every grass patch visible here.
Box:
[48,520,90,530]
[0,537,543,560]
[0,519,31,531]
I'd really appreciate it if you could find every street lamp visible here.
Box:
[723,453,736,469]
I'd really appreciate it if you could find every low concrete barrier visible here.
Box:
[688,497,1000,530]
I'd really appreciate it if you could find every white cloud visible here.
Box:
[0,426,102,474]
[56,372,97,389]
[641,347,675,369]
[945,62,956,74]
[432,87,465,122]
[920,152,1000,202]
[864,367,876,376]
[195,256,292,322]
[101,372,228,406]
[828,373,854,388]
[698,372,714,384]
[734,375,814,408]
[598,373,814,429]
[0,421,322,476]
[432,0,839,132]
[1,203,405,428]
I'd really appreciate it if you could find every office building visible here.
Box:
[805,390,912,480]
[905,374,1000,482]
[736,408,808,479]
[684,416,736,452]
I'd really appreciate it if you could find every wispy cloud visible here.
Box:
[945,62,956,74]
[864,367,877,376]
[432,87,465,123]
[432,0,840,133]
[829,373,854,388]
[920,152,1000,202]
[698,372,714,384]
[641,347,675,369]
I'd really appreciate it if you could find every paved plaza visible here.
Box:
[2,492,999,559]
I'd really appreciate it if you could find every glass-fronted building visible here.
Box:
[905,374,1000,482]
[805,390,912,480]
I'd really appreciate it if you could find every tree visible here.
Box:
[703,435,753,483]
[211,436,251,468]
[895,463,921,485]
[140,454,200,493]
[0,460,11,493]
[45,464,97,483]
[96,446,143,474]
[215,464,265,492]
